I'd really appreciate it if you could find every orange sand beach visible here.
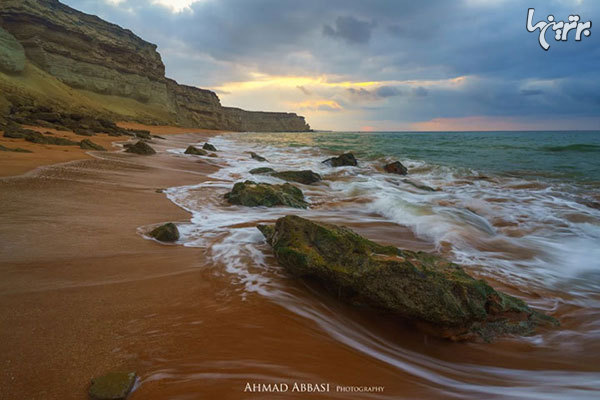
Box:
[0,126,426,399]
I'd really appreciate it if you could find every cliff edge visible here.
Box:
[0,0,310,132]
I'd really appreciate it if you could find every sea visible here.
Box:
[159,130,600,399]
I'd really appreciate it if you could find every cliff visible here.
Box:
[0,0,310,132]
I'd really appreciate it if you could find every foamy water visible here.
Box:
[157,132,600,398]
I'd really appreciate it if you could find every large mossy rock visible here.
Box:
[124,141,156,155]
[0,27,25,73]
[225,181,308,208]
[184,145,207,155]
[322,152,357,167]
[257,216,558,341]
[272,170,322,185]
[149,223,179,242]
[89,371,136,400]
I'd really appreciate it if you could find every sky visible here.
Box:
[62,0,599,131]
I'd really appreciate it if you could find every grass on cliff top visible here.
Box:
[0,62,175,124]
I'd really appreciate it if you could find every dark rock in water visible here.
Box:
[184,145,207,156]
[80,139,106,151]
[272,170,322,185]
[89,371,136,400]
[249,167,276,175]
[149,223,179,242]
[257,215,558,342]
[225,180,308,208]
[322,153,357,167]
[208,153,218,158]
[249,152,268,162]
[203,142,217,151]
[124,141,156,155]
[0,144,32,153]
[402,179,437,192]
[384,161,408,175]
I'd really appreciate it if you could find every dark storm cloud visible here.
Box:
[346,86,402,101]
[61,0,600,127]
[323,16,375,44]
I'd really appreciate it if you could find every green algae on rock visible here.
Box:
[88,371,136,400]
[184,145,207,156]
[149,222,179,242]
[272,170,322,185]
[257,215,558,341]
[225,180,308,209]
[322,152,357,167]
[124,141,155,155]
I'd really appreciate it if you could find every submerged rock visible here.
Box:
[322,153,357,167]
[249,152,268,162]
[149,223,179,242]
[272,170,322,185]
[89,371,136,400]
[402,179,437,192]
[384,161,408,175]
[257,216,558,342]
[249,167,276,175]
[203,142,217,151]
[124,141,156,155]
[225,180,308,208]
[80,139,106,151]
[184,145,207,156]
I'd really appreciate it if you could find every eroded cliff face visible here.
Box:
[0,0,310,132]
[167,80,310,132]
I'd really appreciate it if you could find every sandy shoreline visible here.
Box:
[0,129,424,399]
[0,122,225,178]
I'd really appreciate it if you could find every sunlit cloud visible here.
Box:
[152,0,200,12]
[289,99,343,112]
[213,73,467,93]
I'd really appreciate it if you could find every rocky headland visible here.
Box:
[0,0,310,132]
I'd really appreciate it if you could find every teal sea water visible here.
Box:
[242,130,600,185]
[164,130,600,398]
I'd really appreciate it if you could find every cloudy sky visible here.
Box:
[63,0,599,131]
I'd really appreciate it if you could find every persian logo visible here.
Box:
[526,8,591,51]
